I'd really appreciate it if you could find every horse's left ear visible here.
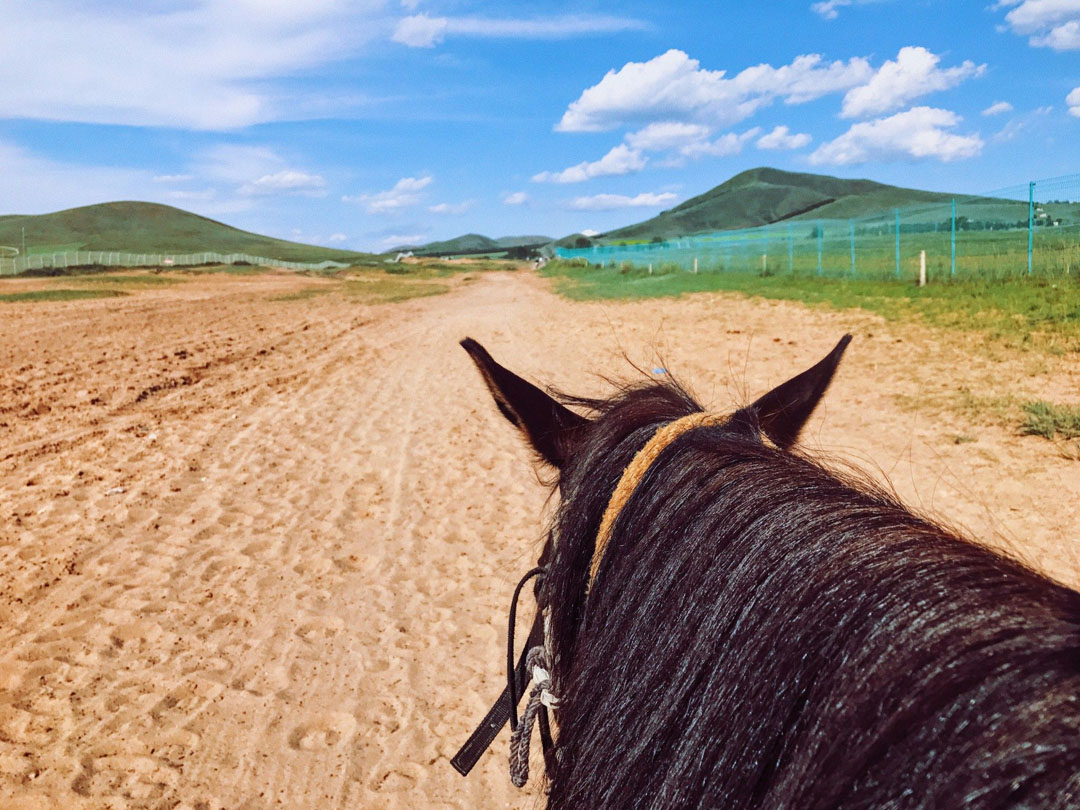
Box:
[734,334,852,449]
[460,338,588,467]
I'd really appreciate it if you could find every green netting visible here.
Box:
[557,173,1080,280]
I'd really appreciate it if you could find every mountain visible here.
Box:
[0,201,373,263]
[602,167,958,241]
[399,233,552,256]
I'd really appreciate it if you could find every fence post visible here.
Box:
[816,221,823,276]
[849,220,856,277]
[950,198,956,277]
[895,208,900,278]
[788,223,794,275]
[919,250,927,287]
[1027,180,1035,275]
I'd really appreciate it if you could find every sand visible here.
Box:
[0,269,1078,809]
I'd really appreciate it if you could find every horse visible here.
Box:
[456,335,1080,809]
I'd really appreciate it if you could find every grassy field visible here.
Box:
[565,224,1080,281]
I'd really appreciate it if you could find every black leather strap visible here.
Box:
[451,613,544,776]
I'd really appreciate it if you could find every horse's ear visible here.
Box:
[734,334,852,449]
[460,338,587,467]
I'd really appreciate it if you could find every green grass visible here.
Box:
[542,260,1080,353]
[69,273,183,286]
[272,275,452,304]
[0,288,127,303]
[1022,401,1080,440]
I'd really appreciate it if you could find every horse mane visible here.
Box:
[541,379,1080,809]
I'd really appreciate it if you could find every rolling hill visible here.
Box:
[0,201,374,263]
[399,233,552,256]
[602,167,960,241]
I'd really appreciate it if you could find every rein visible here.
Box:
[453,410,724,785]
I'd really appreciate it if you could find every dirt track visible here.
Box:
[1,269,1078,809]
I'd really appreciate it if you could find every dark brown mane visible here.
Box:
[459,337,1080,809]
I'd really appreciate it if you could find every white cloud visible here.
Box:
[982,100,1014,116]
[841,47,985,118]
[996,0,1080,50]
[0,0,386,129]
[428,200,473,214]
[556,49,872,132]
[756,125,812,150]
[392,13,447,47]
[377,233,429,250]
[625,122,712,151]
[502,191,529,205]
[166,189,218,201]
[153,174,193,183]
[532,144,647,183]
[581,229,600,236]
[1069,87,1080,116]
[328,233,348,242]
[392,13,646,48]
[811,0,891,18]
[810,106,984,165]
[238,170,327,197]
[678,128,761,159]
[343,175,433,213]
[564,192,678,211]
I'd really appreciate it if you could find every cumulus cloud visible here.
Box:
[841,47,985,118]
[556,49,872,132]
[238,170,327,197]
[809,106,984,165]
[502,191,529,205]
[328,233,348,242]
[811,0,892,19]
[756,125,812,150]
[564,192,678,211]
[153,174,193,183]
[532,144,647,183]
[392,13,647,48]
[0,0,386,129]
[428,200,473,214]
[343,176,433,213]
[625,122,712,151]
[996,0,1080,50]
[982,100,1014,116]
[678,128,761,159]
[1069,87,1080,116]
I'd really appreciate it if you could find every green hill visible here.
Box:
[603,167,959,241]
[0,201,373,263]
[401,233,552,256]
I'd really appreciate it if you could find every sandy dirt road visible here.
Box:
[0,269,1078,809]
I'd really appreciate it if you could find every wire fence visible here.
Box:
[556,172,1080,281]
[0,250,351,276]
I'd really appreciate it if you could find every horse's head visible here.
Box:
[455,334,851,782]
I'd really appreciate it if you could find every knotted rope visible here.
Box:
[509,645,556,787]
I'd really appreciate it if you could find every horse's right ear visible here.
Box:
[460,338,588,468]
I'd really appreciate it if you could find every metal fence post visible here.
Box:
[951,198,956,277]
[788,223,794,275]
[849,220,856,277]
[816,221,823,276]
[1027,180,1035,275]
[895,208,900,278]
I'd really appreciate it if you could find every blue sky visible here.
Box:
[1,0,1078,251]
